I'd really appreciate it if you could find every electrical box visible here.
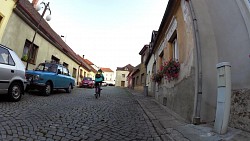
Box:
[214,62,231,134]
[217,67,226,87]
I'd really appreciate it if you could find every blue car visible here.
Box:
[26,62,75,96]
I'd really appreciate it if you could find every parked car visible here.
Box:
[0,44,27,102]
[101,82,107,87]
[108,83,115,86]
[80,77,94,88]
[25,61,75,96]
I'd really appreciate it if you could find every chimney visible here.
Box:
[82,55,84,58]
[32,0,39,8]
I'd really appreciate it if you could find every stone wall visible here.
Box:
[229,89,250,132]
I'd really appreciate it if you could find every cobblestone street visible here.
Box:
[0,87,161,141]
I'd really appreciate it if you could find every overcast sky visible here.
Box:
[33,0,168,71]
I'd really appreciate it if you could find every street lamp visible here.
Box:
[26,2,52,70]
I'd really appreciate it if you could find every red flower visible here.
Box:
[161,59,180,82]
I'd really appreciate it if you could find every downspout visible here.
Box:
[77,65,81,86]
[188,0,202,124]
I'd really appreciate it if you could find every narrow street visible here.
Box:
[0,87,161,141]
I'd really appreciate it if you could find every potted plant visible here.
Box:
[21,55,28,62]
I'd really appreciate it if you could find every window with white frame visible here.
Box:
[172,38,179,61]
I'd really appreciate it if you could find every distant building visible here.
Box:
[115,64,134,87]
[100,68,115,85]
[128,45,148,91]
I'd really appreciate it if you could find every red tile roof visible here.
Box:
[77,55,91,71]
[84,59,94,65]
[100,68,114,72]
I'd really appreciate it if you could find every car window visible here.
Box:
[58,66,63,74]
[84,77,92,81]
[0,47,8,64]
[47,64,57,73]
[0,54,5,64]
[62,67,69,76]
[35,63,45,71]
[35,63,58,73]
[0,47,14,65]
[7,53,15,66]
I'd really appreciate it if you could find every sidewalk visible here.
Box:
[127,89,250,141]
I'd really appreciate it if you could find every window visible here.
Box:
[136,76,139,85]
[62,67,69,76]
[22,40,38,64]
[172,38,179,61]
[72,68,77,78]
[63,62,68,68]
[141,73,145,84]
[110,74,112,80]
[51,55,60,64]
[80,69,83,78]
[47,64,57,73]
[124,67,128,71]
[159,51,164,68]
[122,74,125,78]
[0,14,3,28]
[57,66,63,74]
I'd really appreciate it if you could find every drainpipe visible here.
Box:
[77,65,81,86]
[188,0,202,124]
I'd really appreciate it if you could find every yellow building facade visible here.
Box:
[1,0,92,86]
[0,0,16,42]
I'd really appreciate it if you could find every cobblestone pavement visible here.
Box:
[0,87,161,141]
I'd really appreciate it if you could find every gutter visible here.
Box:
[188,0,203,124]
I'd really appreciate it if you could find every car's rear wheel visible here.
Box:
[8,82,22,102]
[43,82,52,96]
[65,84,72,93]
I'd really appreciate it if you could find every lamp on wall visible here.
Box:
[26,2,52,70]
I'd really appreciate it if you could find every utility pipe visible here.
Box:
[188,0,203,124]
